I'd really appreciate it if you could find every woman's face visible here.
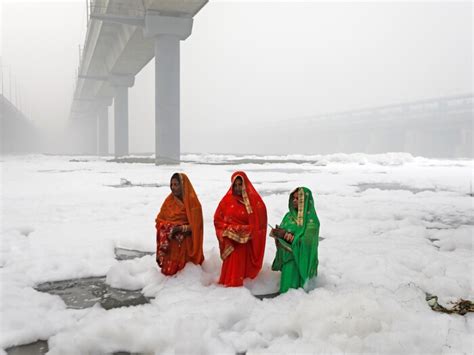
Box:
[170,177,182,198]
[291,190,299,210]
[233,177,243,196]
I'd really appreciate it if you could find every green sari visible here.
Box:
[271,187,320,293]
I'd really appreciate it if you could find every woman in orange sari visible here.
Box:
[155,173,204,275]
[214,171,267,286]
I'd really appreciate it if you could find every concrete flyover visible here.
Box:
[300,94,473,158]
[70,0,208,163]
[259,94,473,158]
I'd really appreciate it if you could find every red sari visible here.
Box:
[214,171,267,286]
[155,173,204,275]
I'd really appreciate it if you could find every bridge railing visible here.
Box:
[90,0,145,18]
[295,94,473,126]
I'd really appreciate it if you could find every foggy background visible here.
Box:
[1,0,472,156]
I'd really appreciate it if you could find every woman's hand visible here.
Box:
[170,225,182,237]
[169,225,190,243]
[283,232,294,243]
[271,226,294,243]
[271,227,286,239]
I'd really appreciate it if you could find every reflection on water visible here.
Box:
[35,277,150,310]
[6,341,48,355]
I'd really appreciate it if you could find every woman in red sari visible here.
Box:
[155,173,204,275]
[214,171,267,286]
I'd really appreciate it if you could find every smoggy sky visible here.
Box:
[1,0,472,154]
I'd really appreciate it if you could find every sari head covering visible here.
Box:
[156,173,204,267]
[214,171,267,284]
[272,187,319,292]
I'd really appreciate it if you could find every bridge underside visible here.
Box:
[70,0,208,163]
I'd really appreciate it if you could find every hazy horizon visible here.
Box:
[1,0,472,155]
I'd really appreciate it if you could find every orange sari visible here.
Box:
[214,171,267,286]
[155,173,204,275]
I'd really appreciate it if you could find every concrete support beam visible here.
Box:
[155,35,180,164]
[98,105,109,156]
[144,14,193,39]
[73,116,97,155]
[110,74,134,158]
[90,13,145,27]
[144,14,193,164]
[113,85,129,158]
[90,116,98,155]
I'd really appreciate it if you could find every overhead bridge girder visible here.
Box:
[71,0,209,162]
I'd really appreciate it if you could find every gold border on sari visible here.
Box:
[297,188,304,226]
[232,174,253,214]
[221,244,234,260]
[223,228,251,244]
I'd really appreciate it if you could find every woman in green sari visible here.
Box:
[270,187,320,293]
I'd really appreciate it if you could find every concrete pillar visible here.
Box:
[74,116,96,155]
[114,86,128,157]
[98,104,109,156]
[110,74,134,158]
[155,35,180,163]
[90,116,98,155]
[143,14,193,165]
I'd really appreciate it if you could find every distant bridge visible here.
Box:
[294,94,472,126]
[276,93,473,158]
[70,0,208,163]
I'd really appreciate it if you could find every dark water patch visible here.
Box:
[35,277,151,310]
[356,183,436,194]
[6,340,48,355]
[253,292,280,300]
[101,292,150,311]
[69,159,89,162]
[6,341,148,355]
[106,178,164,189]
[115,247,154,261]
